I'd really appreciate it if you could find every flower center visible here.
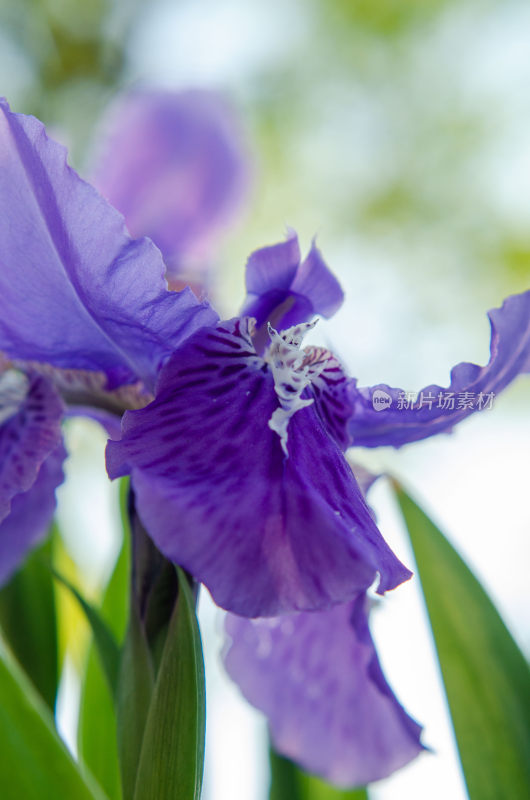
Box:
[264,321,328,455]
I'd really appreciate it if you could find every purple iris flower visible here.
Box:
[104,231,528,784]
[0,98,529,787]
[92,89,250,289]
[105,233,530,616]
[105,310,410,618]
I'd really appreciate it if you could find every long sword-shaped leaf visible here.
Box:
[78,479,131,800]
[52,568,121,698]
[133,567,206,800]
[0,638,108,800]
[116,600,154,799]
[79,645,122,800]
[115,483,155,800]
[394,483,530,800]
[0,536,58,709]
[269,746,368,800]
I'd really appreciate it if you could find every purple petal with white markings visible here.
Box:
[106,320,410,617]
[0,99,217,390]
[307,346,352,450]
[224,595,425,786]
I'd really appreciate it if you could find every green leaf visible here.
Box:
[79,646,122,800]
[297,773,369,800]
[133,567,206,800]
[52,568,121,698]
[128,491,179,672]
[269,746,368,800]
[78,481,131,800]
[115,480,155,800]
[394,483,530,800]
[116,590,155,800]
[0,638,108,800]
[0,535,58,710]
[269,746,303,800]
[98,478,132,642]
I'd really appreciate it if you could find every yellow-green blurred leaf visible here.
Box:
[0,639,108,800]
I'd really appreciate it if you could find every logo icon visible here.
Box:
[372,389,392,412]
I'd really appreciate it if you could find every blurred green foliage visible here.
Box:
[326,0,455,35]
[1,0,120,95]
[0,537,58,710]
[0,0,146,158]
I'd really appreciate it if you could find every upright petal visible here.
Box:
[0,371,63,521]
[347,290,530,448]
[0,442,66,586]
[290,240,344,320]
[242,233,344,335]
[245,229,301,296]
[224,595,425,787]
[0,99,218,390]
[106,320,410,617]
[92,89,250,284]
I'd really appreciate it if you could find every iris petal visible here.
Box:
[307,346,352,450]
[0,443,66,586]
[92,90,250,284]
[290,239,344,320]
[245,229,301,296]
[0,370,66,583]
[0,99,218,391]
[347,290,530,448]
[224,595,425,786]
[106,320,410,617]
[242,232,344,333]
[0,371,63,521]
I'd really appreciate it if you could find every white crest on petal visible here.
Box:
[265,320,328,456]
